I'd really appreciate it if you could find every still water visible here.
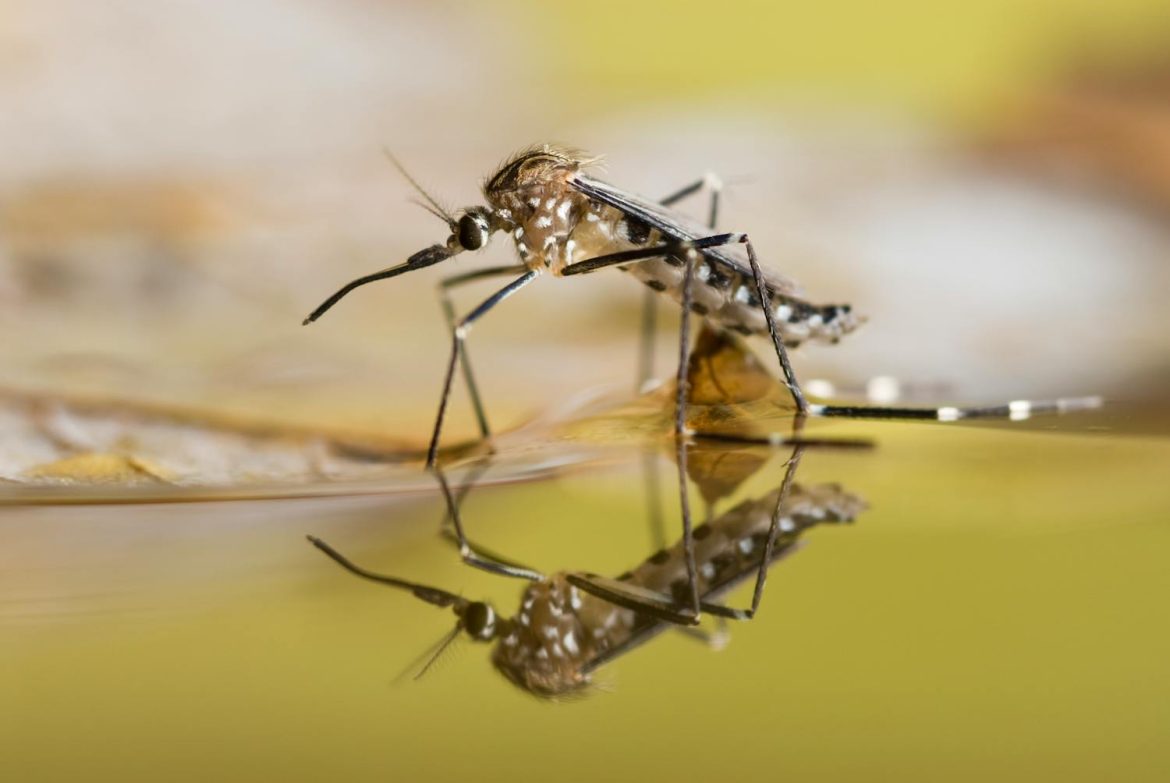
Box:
[3,395,1168,782]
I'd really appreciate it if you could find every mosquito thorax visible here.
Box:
[490,576,600,697]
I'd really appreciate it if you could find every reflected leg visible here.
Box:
[566,443,809,625]
[675,617,730,650]
[432,466,544,582]
[675,253,702,618]
[698,442,805,620]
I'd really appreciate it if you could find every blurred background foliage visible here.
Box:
[530,0,1170,119]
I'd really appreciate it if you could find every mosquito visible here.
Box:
[304,144,1104,466]
[303,144,865,465]
[306,442,866,698]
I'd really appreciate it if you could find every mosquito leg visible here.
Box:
[638,173,723,392]
[674,250,703,618]
[707,442,806,621]
[636,287,658,393]
[741,238,809,416]
[561,234,742,277]
[437,526,538,576]
[578,231,807,416]
[641,448,666,550]
[675,249,696,438]
[748,443,806,615]
[436,457,492,539]
[427,269,539,469]
[576,232,1096,427]
[564,572,702,626]
[438,265,527,442]
[434,459,539,575]
[564,231,809,423]
[439,458,491,513]
[564,571,735,626]
[559,434,703,625]
[674,424,702,620]
[813,395,1104,422]
[433,466,544,582]
[658,178,705,208]
[674,617,730,649]
[659,171,723,228]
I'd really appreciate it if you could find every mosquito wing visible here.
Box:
[569,173,802,296]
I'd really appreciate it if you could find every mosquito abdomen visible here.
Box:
[625,483,865,601]
[553,201,859,345]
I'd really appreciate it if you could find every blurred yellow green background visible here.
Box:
[532,0,1169,118]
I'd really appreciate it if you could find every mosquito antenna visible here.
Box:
[413,623,465,682]
[411,198,457,227]
[383,147,456,229]
[390,622,465,685]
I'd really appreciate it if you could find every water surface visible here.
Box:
[4,407,1168,782]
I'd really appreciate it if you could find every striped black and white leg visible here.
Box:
[563,231,810,417]
[427,270,539,468]
[674,257,702,619]
[433,464,544,582]
[637,173,724,392]
[700,442,805,621]
[437,264,528,446]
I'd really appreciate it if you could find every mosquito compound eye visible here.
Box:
[457,214,487,250]
[463,602,496,639]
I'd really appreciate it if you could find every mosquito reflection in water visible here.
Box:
[307,438,867,698]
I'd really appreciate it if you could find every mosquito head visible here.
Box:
[382,149,496,253]
[455,600,497,640]
[451,207,493,252]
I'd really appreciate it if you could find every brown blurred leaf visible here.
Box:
[24,452,171,485]
[985,50,1170,216]
[0,387,419,492]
